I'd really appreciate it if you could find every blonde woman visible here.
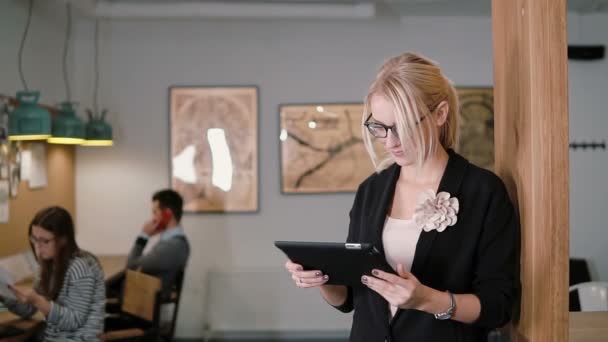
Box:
[285,52,520,341]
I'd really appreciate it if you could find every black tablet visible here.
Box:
[275,241,395,287]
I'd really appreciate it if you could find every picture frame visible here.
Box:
[279,102,375,194]
[169,86,259,212]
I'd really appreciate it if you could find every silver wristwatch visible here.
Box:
[434,291,456,320]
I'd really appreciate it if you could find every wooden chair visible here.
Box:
[100,270,162,341]
[160,268,185,340]
[569,282,608,312]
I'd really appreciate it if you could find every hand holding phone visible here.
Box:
[142,209,173,236]
[155,209,173,232]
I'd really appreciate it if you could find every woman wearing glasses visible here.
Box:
[285,52,520,341]
[0,207,105,341]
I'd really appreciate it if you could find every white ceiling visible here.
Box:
[62,0,608,18]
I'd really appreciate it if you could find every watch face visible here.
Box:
[435,292,455,320]
[436,313,452,320]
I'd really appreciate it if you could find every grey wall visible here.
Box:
[71,16,494,337]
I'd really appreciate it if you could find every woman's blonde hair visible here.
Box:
[363,52,460,172]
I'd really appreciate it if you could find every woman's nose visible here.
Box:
[384,131,400,148]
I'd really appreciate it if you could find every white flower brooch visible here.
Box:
[413,190,460,232]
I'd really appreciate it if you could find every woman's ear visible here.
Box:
[435,101,449,126]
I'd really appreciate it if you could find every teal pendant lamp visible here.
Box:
[83,19,113,147]
[8,0,51,142]
[48,102,85,144]
[83,109,113,146]
[8,90,51,141]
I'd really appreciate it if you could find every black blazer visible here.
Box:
[335,150,520,342]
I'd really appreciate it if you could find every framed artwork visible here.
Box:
[456,87,494,170]
[279,103,375,193]
[169,86,258,212]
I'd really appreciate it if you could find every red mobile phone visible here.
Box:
[156,209,172,232]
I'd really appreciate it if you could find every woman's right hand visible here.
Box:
[285,259,329,288]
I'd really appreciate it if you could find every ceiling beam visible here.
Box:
[57,0,376,19]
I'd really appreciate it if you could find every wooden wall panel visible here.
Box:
[492,0,569,340]
[0,144,75,257]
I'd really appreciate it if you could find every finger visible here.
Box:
[294,270,325,279]
[396,264,415,280]
[8,285,25,300]
[363,276,409,307]
[297,273,328,284]
[8,284,21,295]
[300,277,329,288]
[362,275,392,295]
[285,260,303,271]
[396,264,407,277]
[371,269,406,285]
[292,274,329,287]
[362,276,394,300]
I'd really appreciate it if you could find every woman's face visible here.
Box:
[369,95,427,166]
[30,225,58,260]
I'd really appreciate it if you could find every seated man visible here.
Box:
[104,189,190,336]
[127,189,190,296]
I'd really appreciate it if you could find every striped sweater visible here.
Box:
[4,252,106,342]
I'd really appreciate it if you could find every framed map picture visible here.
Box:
[279,103,375,193]
[169,86,258,212]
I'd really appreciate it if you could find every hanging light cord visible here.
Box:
[18,0,34,91]
[63,2,72,102]
[93,19,100,116]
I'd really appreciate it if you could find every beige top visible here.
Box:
[382,216,423,318]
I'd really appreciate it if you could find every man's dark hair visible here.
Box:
[153,189,184,222]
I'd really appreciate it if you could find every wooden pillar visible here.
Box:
[492,0,569,341]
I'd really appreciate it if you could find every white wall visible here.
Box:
[568,13,608,282]
[71,16,493,338]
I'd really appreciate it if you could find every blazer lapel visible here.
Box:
[392,150,469,324]
[410,150,468,276]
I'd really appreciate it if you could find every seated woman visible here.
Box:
[0,206,105,341]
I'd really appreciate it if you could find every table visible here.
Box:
[570,311,608,341]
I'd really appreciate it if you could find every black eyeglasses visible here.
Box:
[29,236,54,246]
[363,113,428,139]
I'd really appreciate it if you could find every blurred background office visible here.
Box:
[1,0,607,341]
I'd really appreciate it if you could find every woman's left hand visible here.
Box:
[9,285,51,315]
[9,285,43,305]
[362,264,429,310]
